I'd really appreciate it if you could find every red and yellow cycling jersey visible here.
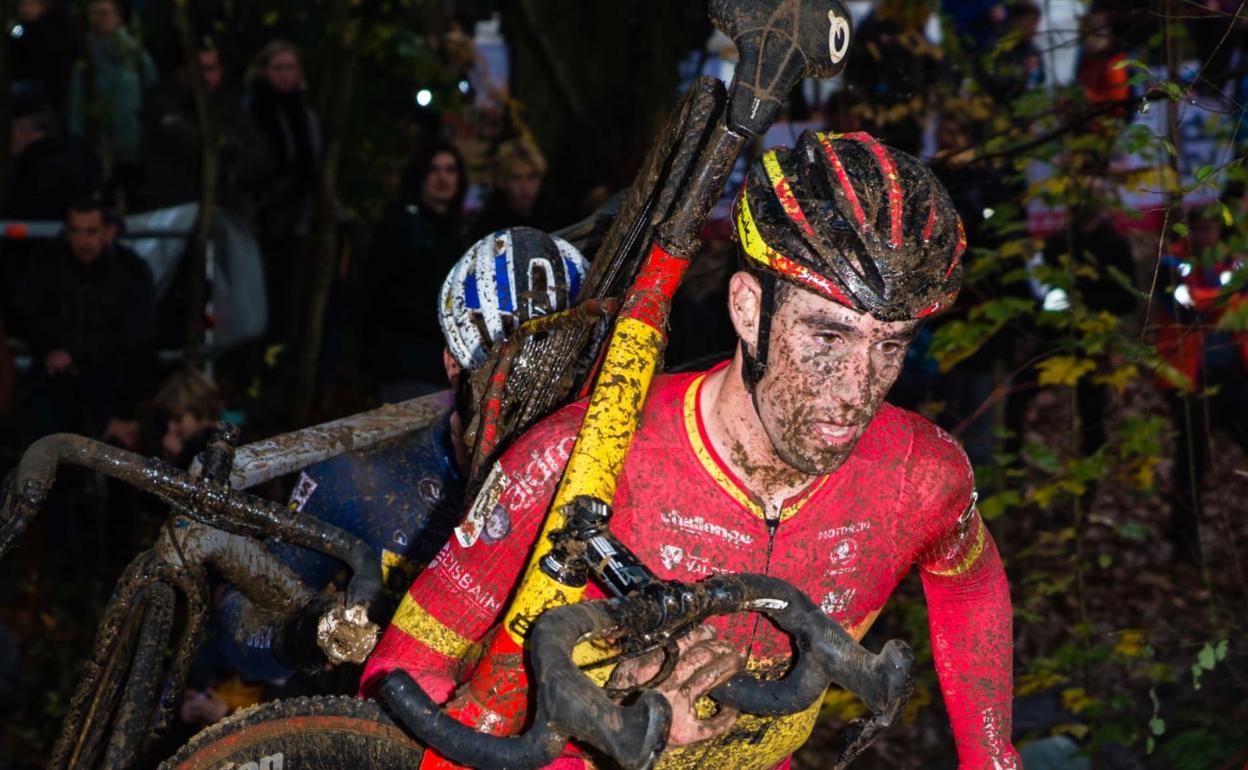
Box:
[363,364,1020,770]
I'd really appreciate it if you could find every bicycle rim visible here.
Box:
[159,696,425,769]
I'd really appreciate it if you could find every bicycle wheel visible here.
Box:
[53,580,175,770]
[159,696,425,769]
[102,580,176,768]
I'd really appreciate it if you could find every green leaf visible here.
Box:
[1097,554,1112,569]
[1191,663,1203,689]
[1197,642,1217,670]
[1172,222,1189,238]
[979,490,1023,520]
[1146,736,1156,754]
[1149,717,1166,736]
[1118,522,1150,542]
[1215,639,1228,661]
[1196,164,1215,182]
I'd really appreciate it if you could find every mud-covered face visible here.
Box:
[753,286,918,475]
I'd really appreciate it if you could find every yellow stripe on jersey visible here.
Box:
[922,516,987,578]
[390,593,477,659]
[681,373,829,522]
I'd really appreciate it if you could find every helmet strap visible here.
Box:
[741,272,777,397]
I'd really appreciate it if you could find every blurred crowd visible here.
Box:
[0,0,1246,751]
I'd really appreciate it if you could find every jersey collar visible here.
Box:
[682,370,830,523]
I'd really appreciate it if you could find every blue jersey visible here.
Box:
[215,398,465,681]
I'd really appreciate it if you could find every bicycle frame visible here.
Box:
[413,2,858,768]
[0,392,452,768]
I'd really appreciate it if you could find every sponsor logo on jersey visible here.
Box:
[657,544,715,577]
[499,435,577,510]
[429,544,501,614]
[660,509,755,547]
[456,464,510,548]
[819,587,856,616]
[827,537,860,574]
[288,472,317,512]
[481,504,511,544]
[817,520,870,540]
[418,476,444,503]
[659,544,684,569]
[981,707,1020,769]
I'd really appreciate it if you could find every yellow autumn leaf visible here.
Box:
[822,688,869,722]
[1036,356,1096,387]
[1016,671,1068,697]
[1062,687,1094,714]
[1093,365,1140,394]
[1135,462,1156,490]
[902,681,933,726]
[999,239,1038,259]
[1052,722,1091,740]
[1077,311,1121,336]
[264,343,286,368]
[1114,630,1146,658]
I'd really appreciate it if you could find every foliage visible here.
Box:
[867,4,1248,767]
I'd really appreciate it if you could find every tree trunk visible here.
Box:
[293,0,358,426]
[173,0,220,370]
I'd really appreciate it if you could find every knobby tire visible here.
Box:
[159,695,425,769]
[54,582,175,770]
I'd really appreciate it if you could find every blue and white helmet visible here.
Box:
[439,227,589,369]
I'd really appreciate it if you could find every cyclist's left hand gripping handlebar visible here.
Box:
[378,573,914,770]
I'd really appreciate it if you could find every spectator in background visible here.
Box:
[471,137,569,237]
[367,141,468,401]
[150,367,223,468]
[16,194,156,443]
[7,0,80,118]
[981,0,1045,105]
[244,39,322,344]
[1154,207,1248,564]
[2,82,102,326]
[1075,5,1130,124]
[5,82,102,220]
[940,0,1006,51]
[842,0,942,155]
[66,0,157,206]
[140,45,268,220]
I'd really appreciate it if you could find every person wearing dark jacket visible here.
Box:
[367,141,468,400]
[140,47,268,220]
[17,196,156,440]
[470,137,570,239]
[7,0,81,118]
[244,39,323,344]
[5,85,102,221]
[2,83,102,328]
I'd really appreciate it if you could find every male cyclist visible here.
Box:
[213,227,589,681]
[362,131,1020,769]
